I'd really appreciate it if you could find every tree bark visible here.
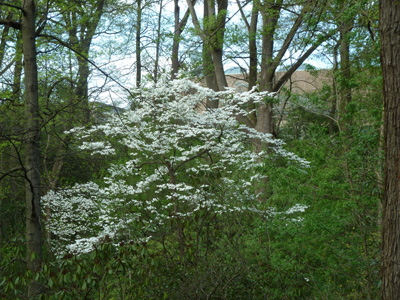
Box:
[380,0,400,299]
[187,0,228,100]
[255,0,333,135]
[338,20,353,124]
[153,0,163,83]
[64,0,106,123]
[236,0,259,125]
[247,0,259,90]
[257,2,281,135]
[76,54,91,122]
[12,33,23,103]
[136,0,142,87]
[329,42,339,135]
[171,4,190,80]
[208,0,228,91]
[202,0,219,107]
[0,13,12,67]
[21,0,42,297]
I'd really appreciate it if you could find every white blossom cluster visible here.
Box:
[43,78,309,256]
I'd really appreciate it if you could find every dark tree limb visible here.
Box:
[0,2,24,12]
[0,166,24,182]
[0,19,21,30]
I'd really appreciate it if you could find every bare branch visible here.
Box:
[273,31,335,93]
[0,166,24,181]
[0,2,24,12]
[185,0,205,41]
[0,56,15,76]
[38,33,136,99]
[35,0,51,36]
[174,149,209,172]
[0,19,21,30]
[269,6,305,74]
[235,0,250,31]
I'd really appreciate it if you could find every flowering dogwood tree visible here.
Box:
[43,78,309,257]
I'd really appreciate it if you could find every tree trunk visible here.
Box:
[171,1,191,80]
[203,0,219,107]
[22,0,42,297]
[203,41,219,93]
[209,0,228,91]
[43,134,66,247]
[171,0,181,79]
[187,0,228,97]
[12,33,23,103]
[248,0,259,90]
[257,4,280,136]
[64,0,105,123]
[154,0,163,83]
[329,42,339,135]
[256,1,331,136]
[338,23,352,124]
[76,54,90,123]
[210,47,228,91]
[236,0,259,124]
[136,0,142,87]
[380,0,400,299]
[247,0,259,125]
[0,13,12,67]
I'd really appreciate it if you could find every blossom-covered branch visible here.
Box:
[43,78,309,257]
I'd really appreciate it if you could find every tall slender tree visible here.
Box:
[254,0,334,135]
[21,2,42,295]
[136,0,142,87]
[61,0,106,123]
[380,0,400,299]
[171,0,191,79]
[187,0,229,98]
[0,0,42,297]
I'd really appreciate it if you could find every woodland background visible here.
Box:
[0,0,393,299]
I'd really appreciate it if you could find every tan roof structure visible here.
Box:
[225,69,332,94]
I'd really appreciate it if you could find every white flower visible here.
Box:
[43,78,309,256]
